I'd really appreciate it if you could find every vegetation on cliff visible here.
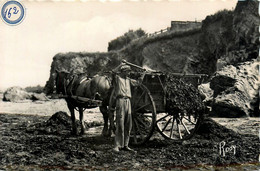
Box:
[108,29,146,51]
[197,0,259,74]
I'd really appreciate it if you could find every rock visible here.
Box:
[198,83,214,105]
[210,60,259,117]
[31,93,49,101]
[210,75,236,98]
[198,0,259,74]
[3,87,32,102]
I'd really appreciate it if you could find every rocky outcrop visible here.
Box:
[210,60,259,117]
[3,87,49,102]
[44,30,202,94]
[3,87,32,102]
[120,0,259,75]
[44,52,121,94]
[197,0,259,74]
[198,83,213,105]
[120,29,201,74]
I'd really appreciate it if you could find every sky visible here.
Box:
[0,0,238,89]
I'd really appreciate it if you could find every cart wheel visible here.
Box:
[130,84,156,145]
[156,111,202,141]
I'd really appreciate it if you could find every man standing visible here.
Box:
[111,64,139,153]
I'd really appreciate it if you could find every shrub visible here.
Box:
[25,85,44,93]
[108,28,146,51]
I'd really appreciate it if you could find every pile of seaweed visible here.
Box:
[165,74,205,114]
[26,111,102,135]
[195,117,242,141]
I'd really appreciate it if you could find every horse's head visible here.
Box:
[55,69,70,94]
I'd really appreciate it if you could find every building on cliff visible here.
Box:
[170,21,202,31]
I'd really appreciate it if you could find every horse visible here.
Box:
[55,69,115,136]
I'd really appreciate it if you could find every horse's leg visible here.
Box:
[67,102,77,135]
[79,107,85,135]
[99,105,109,137]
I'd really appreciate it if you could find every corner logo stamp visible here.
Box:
[1,0,25,25]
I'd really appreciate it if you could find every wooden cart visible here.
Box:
[129,71,207,145]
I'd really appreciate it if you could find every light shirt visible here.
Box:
[114,75,132,98]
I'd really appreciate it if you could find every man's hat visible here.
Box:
[120,65,131,72]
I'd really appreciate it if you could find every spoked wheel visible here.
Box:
[156,111,202,141]
[130,84,156,145]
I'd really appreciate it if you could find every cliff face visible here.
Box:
[120,29,201,74]
[119,1,259,75]
[45,0,259,117]
[45,28,202,94]
[44,52,121,94]
[197,0,259,74]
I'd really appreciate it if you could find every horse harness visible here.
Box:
[63,74,91,111]
[63,74,112,112]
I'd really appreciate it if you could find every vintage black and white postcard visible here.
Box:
[0,0,259,170]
